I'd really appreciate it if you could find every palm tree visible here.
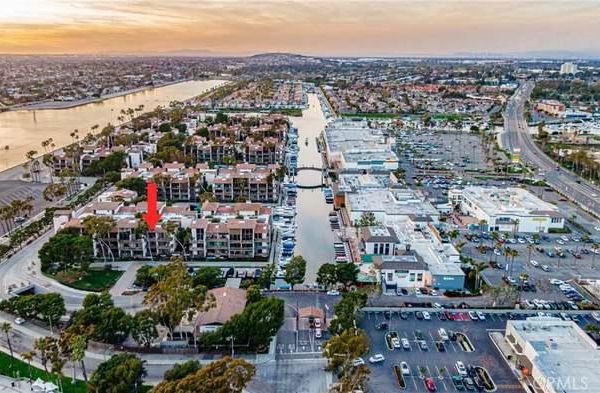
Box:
[517,272,529,304]
[70,335,88,382]
[34,337,50,374]
[21,351,35,382]
[468,260,489,292]
[0,323,14,371]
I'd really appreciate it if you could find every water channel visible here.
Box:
[0,79,226,171]
[290,93,336,283]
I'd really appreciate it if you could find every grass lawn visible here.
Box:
[48,269,124,292]
[0,351,87,393]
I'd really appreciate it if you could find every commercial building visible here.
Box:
[346,188,439,225]
[361,226,400,256]
[505,318,599,393]
[323,119,398,171]
[374,253,431,291]
[535,100,565,117]
[449,186,564,233]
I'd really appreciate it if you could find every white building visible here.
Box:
[323,119,398,171]
[449,186,564,233]
[505,318,599,393]
[559,62,578,75]
[374,253,431,290]
[361,226,400,256]
[346,188,439,225]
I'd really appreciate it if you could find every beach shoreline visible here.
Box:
[0,79,230,175]
[5,79,197,112]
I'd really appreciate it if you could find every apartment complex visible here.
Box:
[121,162,200,201]
[59,200,272,261]
[212,164,281,202]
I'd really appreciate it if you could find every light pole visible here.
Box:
[226,335,234,358]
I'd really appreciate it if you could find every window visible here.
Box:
[409,273,415,282]
[386,272,393,281]
[417,273,423,282]
[384,243,390,255]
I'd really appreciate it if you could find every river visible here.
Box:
[0,79,226,171]
[290,93,336,283]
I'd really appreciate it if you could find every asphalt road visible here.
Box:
[502,82,600,217]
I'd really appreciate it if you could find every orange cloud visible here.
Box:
[0,0,599,55]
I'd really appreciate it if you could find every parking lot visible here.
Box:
[360,310,522,393]
[359,308,600,392]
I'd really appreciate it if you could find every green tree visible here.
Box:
[335,263,359,288]
[134,265,158,289]
[284,255,306,290]
[163,360,201,382]
[193,266,226,289]
[88,353,146,393]
[246,284,262,304]
[202,297,284,351]
[68,292,132,345]
[256,263,275,289]
[323,329,370,393]
[116,177,147,195]
[316,263,337,289]
[329,291,368,335]
[38,228,92,272]
[131,310,158,348]
[143,259,213,339]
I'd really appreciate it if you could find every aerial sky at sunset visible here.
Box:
[1,0,599,56]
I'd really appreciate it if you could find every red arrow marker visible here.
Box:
[143,181,162,230]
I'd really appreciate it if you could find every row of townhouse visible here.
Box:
[121,162,199,201]
[58,199,272,261]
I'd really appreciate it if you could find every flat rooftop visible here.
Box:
[508,319,600,392]
[347,189,438,218]
[462,186,560,216]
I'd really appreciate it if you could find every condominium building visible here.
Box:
[212,164,280,202]
[449,186,564,233]
[121,162,200,201]
[61,200,272,261]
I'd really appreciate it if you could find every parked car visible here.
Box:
[352,358,365,367]
[425,377,437,392]
[419,340,429,351]
[391,337,401,349]
[468,311,478,321]
[369,354,385,363]
[400,361,411,375]
[423,311,431,320]
[326,290,340,296]
[456,361,468,376]
[476,311,486,320]
[14,317,25,325]
[401,338,411,350]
